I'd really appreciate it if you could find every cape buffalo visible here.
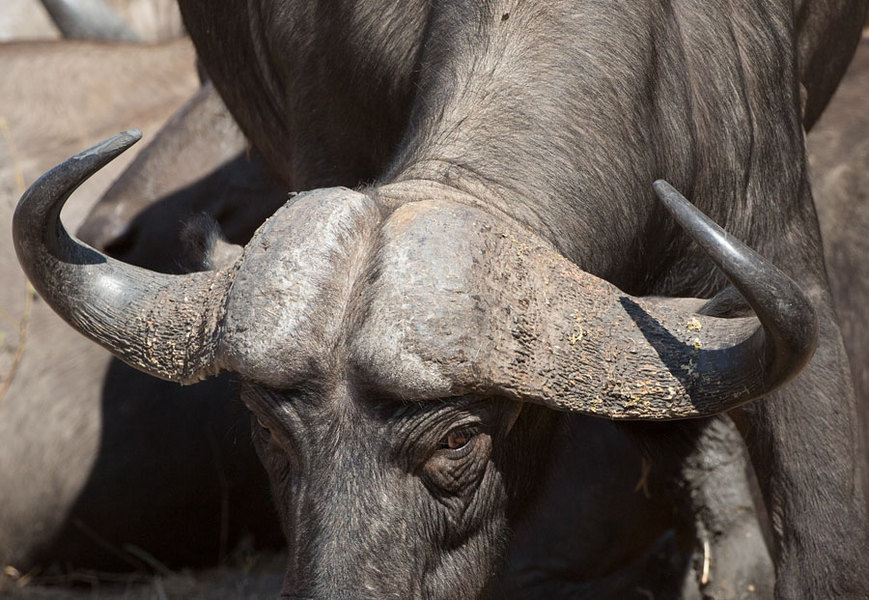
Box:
[12,1,869,598]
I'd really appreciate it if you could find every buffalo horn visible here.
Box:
[461,182,818,418]
[13,131,233,384]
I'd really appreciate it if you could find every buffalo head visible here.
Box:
[14,131,817,597]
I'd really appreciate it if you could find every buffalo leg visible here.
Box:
[734,291,869,599]
[626,416,774,600]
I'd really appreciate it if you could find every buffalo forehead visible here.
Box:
[349,200,497,400]
[222,187,381,387]
[224,194,520,399]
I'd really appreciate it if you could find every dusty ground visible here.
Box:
[0,553,285,600]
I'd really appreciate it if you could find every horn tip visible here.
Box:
[106,128,143,151]
[73,129,142,165]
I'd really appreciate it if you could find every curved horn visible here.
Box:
[482,182,817,419]
[13,131,233,384]
[369,191,817,419]
[651,180,818,390]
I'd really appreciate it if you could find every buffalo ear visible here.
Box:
[697,286,754,319]
[181,215,244,271]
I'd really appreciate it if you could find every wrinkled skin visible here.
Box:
[71,21,868,598]
[58,97,683,596]
[250,388,550,598]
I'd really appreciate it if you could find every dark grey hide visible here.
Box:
[14,1,869,599]
[78,81,287,275]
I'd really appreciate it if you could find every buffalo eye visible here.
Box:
[423,424,490,496]
[438,426,479,458]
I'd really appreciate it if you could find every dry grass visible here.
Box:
[0,553,285,600]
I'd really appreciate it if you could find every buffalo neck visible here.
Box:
[381,2,695,291]
[183,0,812,295]
[382,1,808,297]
